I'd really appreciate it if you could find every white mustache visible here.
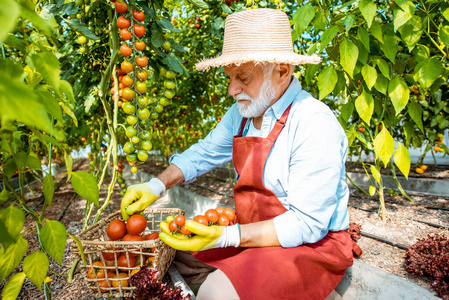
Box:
[233,93,253,102]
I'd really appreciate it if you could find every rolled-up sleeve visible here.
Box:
[273,109,348,247]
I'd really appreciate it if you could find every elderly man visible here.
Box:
[121,8,358,300]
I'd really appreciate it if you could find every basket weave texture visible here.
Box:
[72,207,183,298]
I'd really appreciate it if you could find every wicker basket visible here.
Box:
[72,207,183,298]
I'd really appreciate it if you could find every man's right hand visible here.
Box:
[120,178,166,220]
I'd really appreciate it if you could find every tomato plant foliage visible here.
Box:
[0,0,448,298]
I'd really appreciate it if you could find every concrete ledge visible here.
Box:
[337,259,438,300]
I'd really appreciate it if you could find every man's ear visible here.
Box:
[276,63,292,85]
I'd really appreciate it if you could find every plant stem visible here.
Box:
[389,160,414,202]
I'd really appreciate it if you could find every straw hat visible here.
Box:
[195,8,321,71]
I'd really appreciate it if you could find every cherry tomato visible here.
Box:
[216,206,225,215]
[136,69,148,81]
[223,208,236,222]
[117,16,130,29]
[122,87,135,101]
[121,75,134,87]
[132,9,145,22]
[107,219,127,240]
[193,215,208,226]
[136,81,147,93]
[218,215,230,226]
[205,209,219,223]
[88,261,105,279]
[111,272,129,287]
[120,28,132,40]
[168,220,179,232]
[141,140,152,151]
[135,56,148,68]
[102,248,121,261]
[180,225,192,235]
[174,215,185,226]
[114,1,128,14]
[121,60,133,73]
[143,232,159,240]
[133,24,145,37]
[126,214,147,235]
[120,44,132,57]
[135,41,145,51]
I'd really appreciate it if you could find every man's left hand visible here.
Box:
[159,220,241,251]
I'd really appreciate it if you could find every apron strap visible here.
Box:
[238,118,248,137]
[267,103,292,142]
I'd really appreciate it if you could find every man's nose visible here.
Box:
[228,79,242,97]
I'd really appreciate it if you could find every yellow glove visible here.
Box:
[120,178,165,220]
[159,220,241,251]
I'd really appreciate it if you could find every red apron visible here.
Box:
[193,104,354,299]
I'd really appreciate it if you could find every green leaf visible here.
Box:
[293,4,315,39]
[20,4,57,39]
[162,53,186,75]
[43,175,55,208]
[71,171,99,206]
[370,20,383,43]
[319,26,338,51]
[0,0,20,42]
[398,16,422,50]
[413,44,429,63]
[37,91,63,123]
[59,80,75,103]
[408,101,424,132]
[369,186,377,196]
[440,26,449,47]
[381,34,398,63]
[361,64,377,91]
[370,165,381,184]
[2,272,26,300]
[394,142,411,179]
[393,1,414,32]
[65,19,98,40]
[1,59,23,80]
[27,154,42,170]
[188,0,209,9]
[60,102,78,127]
[388,76,409,115]
[40,219,67,264]
[151,23,165,48]
[31,52,60,94]
[0,204,25,245]
[3,158,16,180]
[317,67,338,100]
[0,74,63,140]
[357,26,370,51]
[443,7,449,22]
[359,0,377,28]
[157,18,180,32]
[0,236,28,281]
[355,88,374,124]
[340,38,359,78]
[375,58,390,80]
[14,151,28,169]
[414,58,443,91]
[344,15,355,34]
[373,125,395,166]
[64,151,73,182]
[23,250,49,290]
[68,233,86,265]
[339,101,354,124]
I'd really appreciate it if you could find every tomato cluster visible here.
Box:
[167,207,236,236]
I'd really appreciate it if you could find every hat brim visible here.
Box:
[195,52,322,71]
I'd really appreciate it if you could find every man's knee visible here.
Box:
[196,269,240,300]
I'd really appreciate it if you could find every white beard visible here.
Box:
[234,77,276,118]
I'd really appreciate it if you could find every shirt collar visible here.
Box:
[267,76,302,120]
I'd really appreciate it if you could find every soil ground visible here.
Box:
[1,157,448,299]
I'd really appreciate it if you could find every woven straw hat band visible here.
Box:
[222,9,293,54]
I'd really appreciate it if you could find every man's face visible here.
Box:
[224,62,276,118]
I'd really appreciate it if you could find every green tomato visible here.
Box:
[160,97,171,106]
[154,104,163,113]
[162,41,171,51]
[138,108,150,120]
[75,0,83,5]
[79,46,87,54]
[122,102,136,114]
[126,115,138,126]
[151,112,159,119]
[137,96,149,107]
[136,81,147,94]
[77,36,88,44]
[137,150,149,162]
[164,90,175,99]
[165,70,176,79]
[76,13,82,19]
[131,136,140,144]
[160,67,167,76]
[140,131,151,140]
[123,142,135,154]
[165,81,176,89]
[141,140,153,151]
[126,126,137,138]
[126,154,137,163]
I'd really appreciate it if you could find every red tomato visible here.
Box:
[132,9,145,22]
[218,215,230,226]
[205,209,219,223]
[223,208,236,222]
[180,225,192,235]
[117,16,130,29]
[168,220,178,232]
[126,214,147,235]
[114,1,128,14]
[193,215,208,226]
[88,261,105,279]
[133,24,145,37]
[120,28,132,40]
[106,219,127,240]
[117,254,136,271]
[174,215,185,227]
[122,234,144,242]
[143,232,159,240]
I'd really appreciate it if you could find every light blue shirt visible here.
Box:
[170,77,350,247]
